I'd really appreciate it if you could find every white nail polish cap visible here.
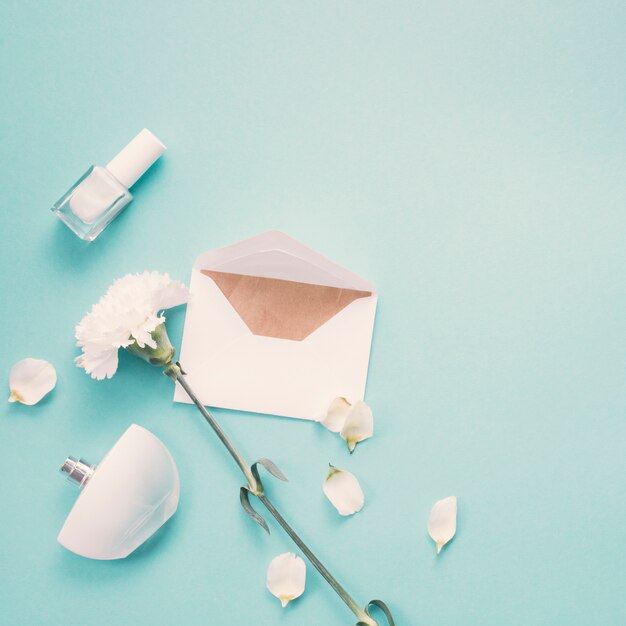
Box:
[106,128,166,189]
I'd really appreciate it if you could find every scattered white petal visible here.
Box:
[75,271,188,379]
[266,552,306,608]
[8,358,57,405]
[323,464,365,516]
[428,496,457,554]
[340,400,374,453]
[320,396,352,432]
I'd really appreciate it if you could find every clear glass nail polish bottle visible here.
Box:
[51,128,166,241]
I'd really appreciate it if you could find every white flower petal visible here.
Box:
[339,400,374,453]
[75,348,118,380]
[428,496,457,554]
[8,358,57,405]
[323,465,365,516]
[129,313,163,348]
[320,396,352,432]
[75,272,188,379]
[155,278,189,310]
[266,552,306,608]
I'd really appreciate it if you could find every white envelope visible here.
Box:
[173,231,377,420]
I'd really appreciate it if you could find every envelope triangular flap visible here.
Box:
[202,270,372,341]
[193,231,376,292]
[194,231,376,341]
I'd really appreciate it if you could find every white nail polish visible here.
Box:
[51,128,166,241]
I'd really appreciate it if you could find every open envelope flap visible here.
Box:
[201,270,372,341]
[193,231,376,292]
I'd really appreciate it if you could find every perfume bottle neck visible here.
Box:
[60,457,96,488]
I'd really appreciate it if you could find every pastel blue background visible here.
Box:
[1,2,624,624]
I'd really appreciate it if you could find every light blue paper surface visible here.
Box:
[0,2,624,624]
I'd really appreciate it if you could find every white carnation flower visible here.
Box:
[75,271,188,380]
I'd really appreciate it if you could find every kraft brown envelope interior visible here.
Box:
[201,270,372,341]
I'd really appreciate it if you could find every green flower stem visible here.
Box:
[170,365,381,626]
[168,365,258,494]
[257,492,376,625]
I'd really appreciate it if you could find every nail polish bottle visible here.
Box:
[51,128,166,241]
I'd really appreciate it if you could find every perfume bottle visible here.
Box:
[57,424,180,560]
[51,128,166,241]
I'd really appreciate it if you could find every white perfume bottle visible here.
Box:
[57,424,180,560]
[51,129,166,241]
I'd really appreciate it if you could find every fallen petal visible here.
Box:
[340,400,374,453]
[8,358,57,406]
[266,552,306,607]
[323,464,365,516]
[428,496,457,554]
[319,396,352,432]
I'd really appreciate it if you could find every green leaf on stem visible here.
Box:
[367,599,396,626]
[254,458,288,482]
[240,486,270,534]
